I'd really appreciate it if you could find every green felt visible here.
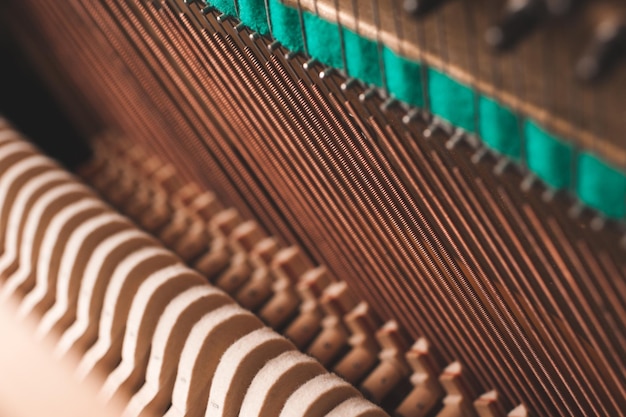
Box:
[383,47,424,107]
[428,68,476,132]
[206,0,238,17]
[525,121,573,189]
[577,153,626,218]
[194,0,626,219]
[342,28,381,86]
[479,96,521,159]
[303,12,344,69]
[268,0,304,52]
[239,0,269,35]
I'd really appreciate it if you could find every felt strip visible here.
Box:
[428,68,476,132]
[199,1,626,219]
[268,0,304,52]
[342,28,382,86]
[577,153,626,218]
[479,96,521,159]
[206,0,238,18]
[238,0,270,35]
[383,46,424,107]
[525,121,573,190]
[303,12,344,69]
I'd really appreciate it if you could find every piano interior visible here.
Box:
[0,1,624,416]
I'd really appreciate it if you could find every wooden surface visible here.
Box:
[0,297,128,417]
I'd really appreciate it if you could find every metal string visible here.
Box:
[462,0,482,141]
[296,0,310,58]
[264,0,274,40]
[371,0,388,96]
[333,0,349,77]
[416,12,431,116]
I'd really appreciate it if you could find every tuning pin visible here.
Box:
[486,0,545,51]
[576,19,626,82]
[403,0,450,17]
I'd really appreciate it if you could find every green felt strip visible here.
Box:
[577,153,626,218]
[268,0,304,52]
[525,121,573,189]
[479,96,521,159]
[342,28,381,86]
[303,12,344,69]
[206,0,238,17]
[239,0,270,35]
[428,68,476,132]
[200,0,626,219]
[383,47,424,107]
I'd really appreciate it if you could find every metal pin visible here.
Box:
[234,22,246,31]
[303,58,318,70]
[445,129,465,150]
[541,188,556,202]
[268,40,281,51]
[520,173,536,191]
[216,13,229,22]
[380,96,397,111]
[284,51,299,60]
[320,68,337,79]
[423,119,440,138]
[359,87,378,102]
[249,32,260,40]
[471,147,489,164]
[493,156,510,175]
[568,201,585,219]
[341,78,358,91]
[591,216,606,231]
[296,0,310,58]
[402,108,420,125]
[464,133,480,149]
